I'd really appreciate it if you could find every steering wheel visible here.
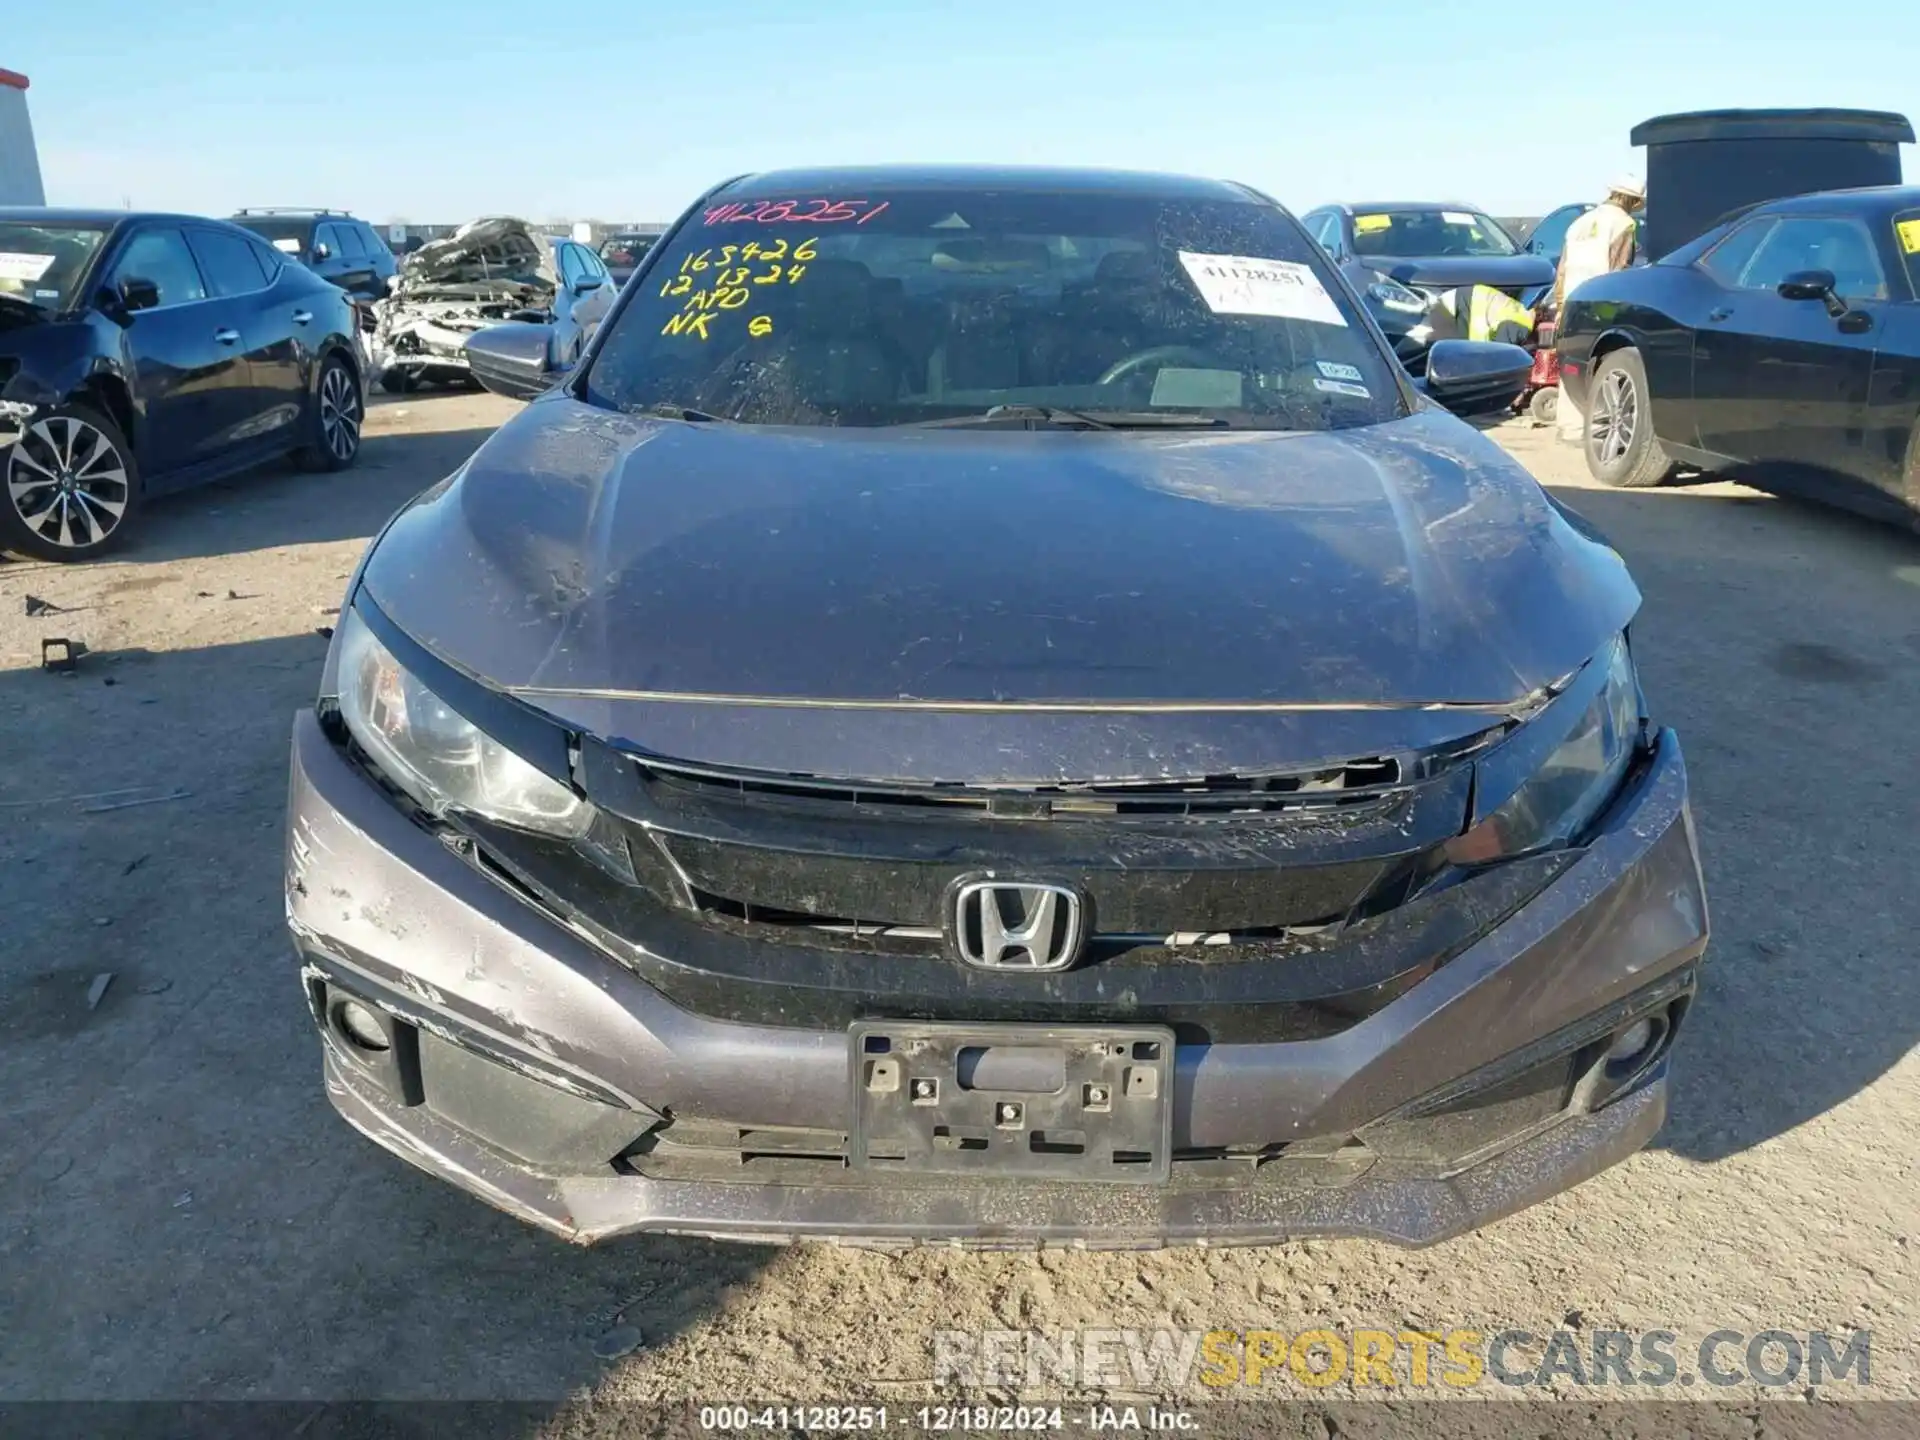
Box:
[1096,345,1223,387]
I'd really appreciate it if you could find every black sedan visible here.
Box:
[1300,202,1555,369]
[1557,186,1920,522]
[0,208,363,561]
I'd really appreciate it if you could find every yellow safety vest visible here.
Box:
[1466,284,1535,343]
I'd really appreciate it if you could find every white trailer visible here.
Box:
[0,68,45,207]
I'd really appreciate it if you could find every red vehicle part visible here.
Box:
[1515,318,1561,421]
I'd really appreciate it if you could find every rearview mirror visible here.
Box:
[464,321,568,402]
[117,277,161,313]
[1417,338,1533,416]
[1778,268,1847,316]
[312,242,332,262]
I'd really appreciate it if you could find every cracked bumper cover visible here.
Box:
[286,710,1707,1247]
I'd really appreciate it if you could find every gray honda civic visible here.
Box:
[285,165,1708,1248]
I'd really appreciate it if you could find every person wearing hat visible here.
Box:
[1554,176,1645,442]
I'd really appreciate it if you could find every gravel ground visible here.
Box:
[1,392,1916,1429]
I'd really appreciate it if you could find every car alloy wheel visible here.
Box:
[6,414,131,550]
[1587,365,1637,469]
[319,363,363,463]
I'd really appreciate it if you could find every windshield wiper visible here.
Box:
[911,404,1229,430]
[632,402,730,423]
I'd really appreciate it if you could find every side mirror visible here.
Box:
[1778,268,1846,316]
[117,277,161,313]
[1417,338,1534,416]
[573,275,605,296]
[312,242,332,262]
[464,321,568,402]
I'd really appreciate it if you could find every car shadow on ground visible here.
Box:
[0,391,508,576]
[129,419,500,569]
[0,632,772,1408]
[1538,475,1920,1166]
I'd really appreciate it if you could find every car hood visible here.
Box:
[1361,254,1557,289]
[357,401,1639,780]
[392,216,556,299]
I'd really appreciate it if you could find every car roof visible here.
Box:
[1324,201,1488,216]
[1751,184,1920,216]
[0,206,217,227]
[714,164,1261,203]
[231,209,361,220]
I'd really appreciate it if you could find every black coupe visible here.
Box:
[0,208,364,561]
[1557,186,1920,523]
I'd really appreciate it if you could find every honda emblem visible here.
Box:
[949,880,1085,972]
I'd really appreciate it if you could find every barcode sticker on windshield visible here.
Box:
[1314,377,1371,399]
[1178,252,1346,327]
[0,252,56,282]
[1898,219,1920,254]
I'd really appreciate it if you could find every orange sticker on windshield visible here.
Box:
[1353,215,1392,234]
[1898,219,1920,254]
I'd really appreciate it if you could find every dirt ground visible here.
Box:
[2,392,1917,1428]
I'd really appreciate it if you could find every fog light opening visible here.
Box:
[334,1000,392,1054]
[1604,1015,1664,1073]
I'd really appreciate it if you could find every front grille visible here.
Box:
[612,753,1444,950]
[641,756,1401,821]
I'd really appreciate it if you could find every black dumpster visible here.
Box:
[1631,108,1913,259]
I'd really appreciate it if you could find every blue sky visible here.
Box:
[9,0,1917,223]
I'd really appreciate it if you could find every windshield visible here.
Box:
[1351,209,1518,259]
[231,217,311,258]
[583,188,1404,430]
[0,223,111,312]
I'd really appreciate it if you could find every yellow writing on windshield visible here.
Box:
[1897,219,1920,255]
[1353,215,1392,234]
[660,236,818,341]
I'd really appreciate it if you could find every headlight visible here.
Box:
[335,607,592,837]
[1461,635,1643,857]
[1367,279,1430,315]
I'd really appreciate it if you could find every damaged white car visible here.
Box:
[367,217,616,393]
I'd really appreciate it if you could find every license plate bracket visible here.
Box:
[848,1021,1175,1185]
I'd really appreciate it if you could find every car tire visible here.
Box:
[0,402,143,563]
[1528,387,1559,425]
[297,354,364,473]
[1585,349,1674,489]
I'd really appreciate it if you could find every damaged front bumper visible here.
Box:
[285,711,1708,1248]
